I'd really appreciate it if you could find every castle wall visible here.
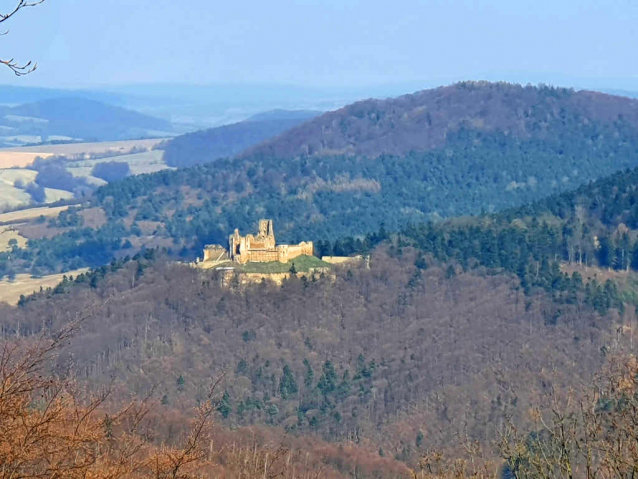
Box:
[202,245,228,263]
[321,255,363,265]
[247,250,280,263]
[227,220,314,265]
[276,242,314,263]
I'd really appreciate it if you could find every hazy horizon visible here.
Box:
[0,0,637,93]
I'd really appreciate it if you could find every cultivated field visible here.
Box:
[0,138,170,210]
[0,151,53,168]
[66,149,170,177]
[0,138,167,168]
[0,226,28,251]
[0,205,70,224]
[0,168,37,186]
[0,184,32,211]
[0,268,90,306]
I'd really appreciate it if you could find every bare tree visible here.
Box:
[1,0,45,76]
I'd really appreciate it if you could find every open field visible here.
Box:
[0,268,90,305]
[0,184,32,211]
[0,168,37,186]
[0,138,166,155]
[66,150,170,177]
[0,151,53,168]
[0,205,70,224]
[0,138,167,168]
[0,139,169,210]
[44,188,74,204]
[0,169,39,211]
[0,226,27,251]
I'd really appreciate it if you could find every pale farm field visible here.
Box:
[0,169,39,211]
[0,184,32,211]
[0,138,167,168]
[0,151,53,168]
[0,139,169,210]
[0,226,28,252]
[0,205,70,224]
[0,268,90,305]
[0,168,37,186]
[44,188,74,203]
[66,149,171,177]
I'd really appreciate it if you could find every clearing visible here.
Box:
[0,268,90,306]
[0,138,167,168]
[0,226,27,251]
[0,205,70,225]
[66,149,171,177]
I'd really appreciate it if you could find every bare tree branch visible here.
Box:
[0,0,45,76]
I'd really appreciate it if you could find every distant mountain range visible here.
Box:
[0,97,178,147]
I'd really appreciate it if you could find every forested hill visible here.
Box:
[161,109,321,168]
[241,82,638,159]
[0,97,175,144]
[9,82,638,277]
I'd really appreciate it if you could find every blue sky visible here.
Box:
[2,0,638,90]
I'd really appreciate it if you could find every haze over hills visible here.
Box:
[0,83,384,129]
[90,82,638,243]
[8,81,638,276]
[7,82,638,476]
[0,85,126,107]
[243,81,638,159]
[161,109,322,168]
[0,97,178,147]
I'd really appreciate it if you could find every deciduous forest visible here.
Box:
[5,83,638,477]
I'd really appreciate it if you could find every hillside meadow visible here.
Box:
[0,138,170,211]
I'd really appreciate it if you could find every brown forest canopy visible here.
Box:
[241,82,638,159]
[1,246,623,465]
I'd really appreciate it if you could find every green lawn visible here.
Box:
[236,255,331,274]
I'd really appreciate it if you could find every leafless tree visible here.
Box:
[1,0,45,76]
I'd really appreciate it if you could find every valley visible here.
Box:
[5,0,638,475]
[0,138,170,211]
[5,81,638,477]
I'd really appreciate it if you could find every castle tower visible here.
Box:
[226,219,311,264]
[257,219,275,249]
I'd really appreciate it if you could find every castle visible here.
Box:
[202,219,314,265]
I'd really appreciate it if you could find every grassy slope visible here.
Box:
[237,255,331,273]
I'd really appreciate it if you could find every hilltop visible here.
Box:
[242,81,638,158]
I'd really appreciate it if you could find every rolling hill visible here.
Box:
[87,83,638,243]
[242,81,638,159]
[7,81,638,277]
[161,109,321,168]
[6,83,638,475]
[4,164,635,468]
[0,97,176,146]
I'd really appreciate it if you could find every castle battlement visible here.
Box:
[203,219,313,265]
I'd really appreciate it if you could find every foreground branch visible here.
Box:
[0,0,45,76]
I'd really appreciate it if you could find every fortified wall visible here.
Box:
[202,219,313,266]
[229,219,313,264]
